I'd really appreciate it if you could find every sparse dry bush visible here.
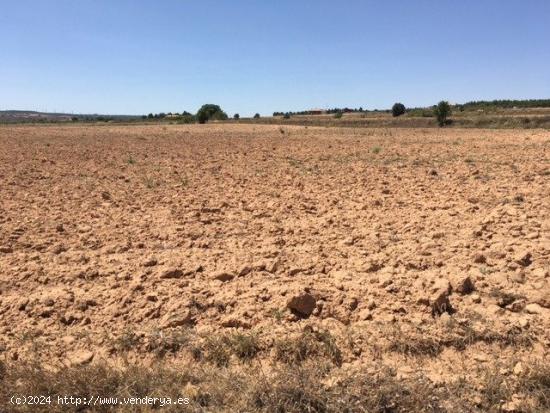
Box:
[201,332,261,366]
[146,328,195,357]
[274,327,342,366]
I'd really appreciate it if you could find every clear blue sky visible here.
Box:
[1,0,549,116]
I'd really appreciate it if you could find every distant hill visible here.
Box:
[0,110,73,122]
[0,110,140,123]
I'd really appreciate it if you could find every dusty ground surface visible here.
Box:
[0,124,549,411]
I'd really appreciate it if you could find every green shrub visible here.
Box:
[178,115,195,124]
[434,101,452,126]
[391,103,406,117]
[253,113,260,119]
[334,111,343,119]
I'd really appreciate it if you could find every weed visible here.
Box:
[513,194,524,203]
[144,176,157,189]
[270,308,285,322]
[202,336,231,367]
[489,289,525,308]
[520,361,550,409]
[146,328,194,357]
[387,329,442,357]
[274,327,342,366]
[113,328,141,352]
[228,332,260,361]
[478,266,494,275]
[202,332,260,366]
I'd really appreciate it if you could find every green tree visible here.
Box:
[253,113,260,119]
[196,104,228,124]
[434,101,452,126]
[391,103,406,117]
[233,113,240,120]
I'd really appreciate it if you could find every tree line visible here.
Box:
[143,105,228,124]
[457,99,550,110]
[139,98,548,127]
[143,106,263,124]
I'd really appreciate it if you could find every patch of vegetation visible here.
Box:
[274,327,342,366]
[286,157,303,168]
[269,308,285,322]
[387,314,534,357]
[227,332,260,361]
[489,289,525,308]
[1,352,548,412]
[434,101,452,126]
[113,328,141,352]
[177,114,195,124]
[520,361,550,409]
[146,328,194,358]
[196,104,228,124]
[392,102,406,117]
[478,266,496,275]
[461,99,550,110]
[408,108,435,118]
[179,176,189,187]
[513,194,524,203]
[201,332,260,366]
[144,176,157,189]
[0,361,195,413]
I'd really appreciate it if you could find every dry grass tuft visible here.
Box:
[200,332,261,367]
[274,327,342,366]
